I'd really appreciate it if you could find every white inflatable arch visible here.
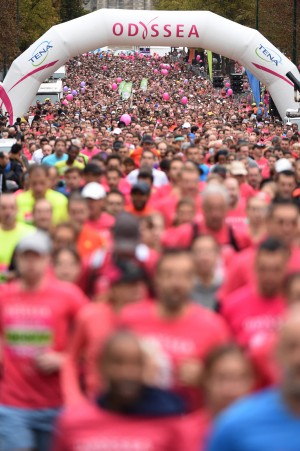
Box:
[2,9,300,123]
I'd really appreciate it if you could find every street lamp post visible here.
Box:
[16,0,20,50]
[292,0,297,65]
[256,0,259,30]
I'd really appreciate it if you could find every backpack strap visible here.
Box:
[228,225,240,252]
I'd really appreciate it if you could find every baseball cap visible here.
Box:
[230,161,248,176]
[142,135,154,144]
[112,128,122,135]
[275,158,293,173]
[182,122,191,129]
[113,212,140,253]
[106,260,145,285]
[131,182,151,195]
[82,182,106,200]
[16,231,52,255]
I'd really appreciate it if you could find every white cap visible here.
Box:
[275,158,293,173]
[82,182,106,200]
[17,231,52,255]
[113,127,122,135]
[182,122,191,129]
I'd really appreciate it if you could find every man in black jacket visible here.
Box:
[0,152,8,193]
[7,143,24,189]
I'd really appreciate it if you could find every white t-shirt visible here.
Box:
[127,168,168,187]
[32,149,44,164]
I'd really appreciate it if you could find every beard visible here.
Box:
[282,368,300,401]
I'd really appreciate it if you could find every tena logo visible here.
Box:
[28,41,53,67]
[255,44,282,66]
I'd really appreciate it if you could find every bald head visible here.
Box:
[224,177,240,207]
[202,184,229,231]
[100,331,145,407]
[0,194,17,230]
[278,306,300,401]
[32,199,53,232]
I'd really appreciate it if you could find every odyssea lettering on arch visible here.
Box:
[112,19,200,40]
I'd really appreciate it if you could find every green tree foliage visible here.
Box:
[19,0,59,52]
[59,0,87,22]
[154,0,300,63]
[154,0,256,25]
[0,0,19,70]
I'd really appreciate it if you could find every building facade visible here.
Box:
[83,0,153,12]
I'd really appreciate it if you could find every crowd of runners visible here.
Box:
[0,50,300,450]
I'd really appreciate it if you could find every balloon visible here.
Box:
[181,96,188,104]
[66,94,73,101]
[63,86,69,92]
[225,82,230,87]
[80,81,86,87]
[139,53,144,58]
[62,99,68,105]
[103,65,107,70]
[184,79,188,84]
[71,90,77,96]
[160,63,164,68]
[161,69,168,75]
[227,88,233,96]
[196,55,200,61]
[120,114,131,126]
[154,69,158,74]
[80,88,85,93]
[200,59,203,62]
[117,77,122,83]
[112,83,118,91]
[131,56,135,61]
[163,92,170,101]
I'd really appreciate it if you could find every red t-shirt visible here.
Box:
[153,193,180,227]
[218,245,300,302]
[150,184,173,205]
[0,277,87,408]
[102,177,132,199]
[161,221,251,251]
[240,183,256,200]
[119,301,229,409]
[221,284,286,350]
[255,157,268,172]
[225,198,247,228]
[52,400,203,451]
[62,303,117,405]
[85,213,115,243]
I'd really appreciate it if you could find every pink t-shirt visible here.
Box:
[226,198,247,227]
[119,301,229,409]
[62,302,117,405]
[81,147,101,159]
[53,401,201,451]
[0,277,87,408]
[221,284,286,350]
